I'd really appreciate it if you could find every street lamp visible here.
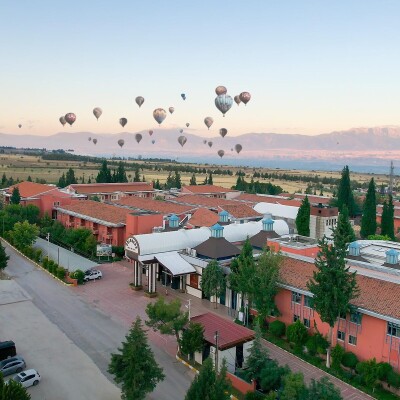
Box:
[46,233,50,259]
[185,299,191,320]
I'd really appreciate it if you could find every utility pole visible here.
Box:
[389,160,394,195]
[46,233,50,259]
[214,330,219,373]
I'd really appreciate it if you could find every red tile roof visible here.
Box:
[171,194,236,208]
[68,182,153,195]
[220,204,262,219]
[190,313,254,350]
[187,208,219,227]
[182,185,237,194]
[234,193,302,207]
[113,196,195,215]
[6,181,57,198]
[57,200,131,225]
[280,256,400,320]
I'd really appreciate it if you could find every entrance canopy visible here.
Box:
[155,252,196,276]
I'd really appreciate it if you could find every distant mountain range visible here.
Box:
[1,126,399,173]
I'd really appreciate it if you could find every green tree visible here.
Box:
[367,234,391,240]
[307,237,359,368]
[58,173,66,187]
[295,196,310,236]
[0,241,10,270]
[337,166,356,216]
[332,205,355,255]
[280,372,308,400]
[381,195,395,240]
[286,320,308,348]
[133,167,141,182]
[381,200,389,237]
[96,160,112,183]
[10,187,21,205]
[116,162,128,183]
[0,372,31,400]
[11,221,39,250]
[174,171,182,189]
[259,359,289,393]
[180,322,204,360]
[108,317,164,400]
[360,178,377,238]
[252,249,282,324]
[65,168,77,185]
[64,228,96,255]
[356,358,380,391]
[190,174,197,185]
[207,173,213,185]
[145,297,188,352]
[307,377,342,400]
[185,358,231,400]
[201,260,226,308]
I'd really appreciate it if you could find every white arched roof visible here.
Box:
[132,219,289,257]
[254,202,299,220]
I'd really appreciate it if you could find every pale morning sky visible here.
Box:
[1,0,399,137]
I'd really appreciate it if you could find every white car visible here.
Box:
[13,369,41,388]
[83,269,103,282]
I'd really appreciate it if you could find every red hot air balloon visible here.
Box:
[239,92,251,105]
[215,86,227,95]
[65,113,76,126]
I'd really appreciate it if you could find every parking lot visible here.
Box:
[0,280,120,400]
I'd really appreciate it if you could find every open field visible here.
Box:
[0,153,394,194]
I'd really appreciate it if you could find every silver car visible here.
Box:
[0,356,26,377]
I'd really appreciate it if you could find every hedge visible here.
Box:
[342,352,358,369]
[269,320,286,338]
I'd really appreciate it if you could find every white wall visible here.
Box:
[243,340,254,366]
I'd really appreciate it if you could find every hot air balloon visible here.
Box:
[59,116,66,126]
[239,92,251,105]
[203,140,207,144]
[153,108,167,125]
[119,118,128,128]
[215,95,233,116]
[152,140,155,144]
[180,129,183,133]
[135,133,142,143]
[215,86,227,95]
[169,107,174,114]
[135,96,145,108]
[18,124,22,128]
[181,93,186,100]
[118,139,125,148]
[217,150,225,158]
[93,138,98,145]
[208,141,213,148]
[234,95,241,105]
[186,123,190,128]
[148,130,153,136]
[93,107,102,120]
[219,128,228,138]
[231,148,233,151]
[88,137,92,141]
[204,117,213,130]
[235,144,242,154]
[178,136,187,147]
[65,113,76,126]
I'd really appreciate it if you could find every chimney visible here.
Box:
[348,241,360,257]
[168,214,179,229]
[210,223,224,238]
[219,210,229,223]
[262,218,274,232]
[386,249,399,265]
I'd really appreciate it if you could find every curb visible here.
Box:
[1,238,72,287]
[175,355,239,400]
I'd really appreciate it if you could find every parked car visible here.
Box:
[0,341,16,361]
[0,356,26,377]
[83,269,103,282]
[13,369,41,388]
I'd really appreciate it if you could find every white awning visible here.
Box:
[155,252,196,276]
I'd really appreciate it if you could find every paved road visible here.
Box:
[4,242,192,400]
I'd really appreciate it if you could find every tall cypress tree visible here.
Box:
[337,166,356,216]
[96,160,111,183]
[10,187,21,205]
[207,172,213,185]
[360,178,377,238]
[190,173,197,185]
[133,167,141,182]
[333,205,355,255]
[380,200,389,237]
[382,195,395,240]
[295,196,310,236]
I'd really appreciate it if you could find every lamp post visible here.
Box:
[185,299,191,320]
[46,233,50,259]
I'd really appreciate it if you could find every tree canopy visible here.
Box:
[337,165,356,216]
[0,373,31,400]
[0,241,10,270]
[180,322,204,359]
[360,178,377,238]
[201,260,226,308]
[11,220,39,250]
[332,205,355,256]
[295,196,310,236]
[10,187,21,205]
[381,195,395,240]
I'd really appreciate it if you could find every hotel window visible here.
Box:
[303,318,310,328]
[53,201,60,206]
[304,295,313,308]
[350,312,362,325]
[292,291,302,304]
[293,314,300,322]
[337,330,345,341]
[387,322,400,338]
[348,335,357,346]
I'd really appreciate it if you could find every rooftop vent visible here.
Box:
[168,214,179,228]
[211,223,224,238]
[262,218,274,232]
[348,241,361,257]
[386,249,399,265]
[219,210,229,223]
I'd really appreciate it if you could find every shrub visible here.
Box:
[23,246,34,259]
[269,320,286,338]
[286,320,308,347]
[341,352,358,370]
[331,344,345,370]
[56,267,66,280]
[377,362,392,382]
[47,260,55,274]
[388,371,400,388]
[112,246,125,257]
[315,333,329,354]
[42,257,49,270]
[72,269,85,284]
[33,248,42,263]
[244,392,265,400]
[305,336,317,356]
[356,358,380,389]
